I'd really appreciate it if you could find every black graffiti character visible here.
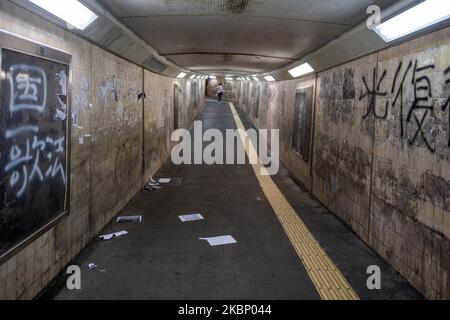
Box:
[359,68,388,119]
[405,60,436,151]
[391,61,413,138]
[443,66,450,147]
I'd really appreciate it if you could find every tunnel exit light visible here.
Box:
[28,0,98,30]
[288,63,315,78]
[374,0,450,42]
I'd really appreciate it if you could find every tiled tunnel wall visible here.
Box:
[0,2,205,299]
[238,27,450,299]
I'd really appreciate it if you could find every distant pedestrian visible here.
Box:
[216,83,224,104]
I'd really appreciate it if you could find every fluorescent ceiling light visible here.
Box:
[177,72,187,79]
[28,0,98,30]
[190,75,196,79]
[246,77,252,81]
[209,75,216,79]
[252,76,260,81]
[288,63,315,78]
[226,77,233,81]
[374,0,450,42]
[264,75,276,82]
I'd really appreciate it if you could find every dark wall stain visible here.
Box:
[319,74,331,99]
[421,171,450,211]
[343,68,355,100]
[227,0,250,14]
[318,71,355,123]
[280,88,287,117]
[397,167,419,218]
[314,134,371,197]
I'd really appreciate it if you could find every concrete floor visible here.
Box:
[43,99,422,300]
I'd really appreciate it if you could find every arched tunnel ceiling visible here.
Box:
[97,0,399,75]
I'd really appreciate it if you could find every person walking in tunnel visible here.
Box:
[216,83,224,104]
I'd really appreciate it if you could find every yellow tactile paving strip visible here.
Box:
[229,103,359,300]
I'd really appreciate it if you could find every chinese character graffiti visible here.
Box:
[391,60,412,138]
[1,49,68,200]
[8,64,47,113]
[0,46,70,258]
[443,66,450,147]
[359,68,388,119]
[406,61,436,151]
[361,58,447,153]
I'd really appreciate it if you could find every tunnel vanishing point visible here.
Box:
[0,0,449,302]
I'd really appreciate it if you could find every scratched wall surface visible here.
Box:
[237,27,450,299]
[369,29,450,299]
[143,71,204,179]
[0,1,204,300]
[90,47,144,234]
[314,54,377,242]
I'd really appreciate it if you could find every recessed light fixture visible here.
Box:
[28,0,98,30]
[288,63,315,78]
[177,72,187,79]
[264,75,276,82]
[374,0,450,42]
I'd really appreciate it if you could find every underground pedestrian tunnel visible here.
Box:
[0,0,449,301]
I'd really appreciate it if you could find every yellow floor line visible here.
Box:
[229,102,359,300]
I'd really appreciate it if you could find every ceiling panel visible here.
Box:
[99,0,396,25]
[121,15,351,59]
[166,53,291,73]
[97,0,399,74]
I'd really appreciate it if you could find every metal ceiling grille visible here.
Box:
[98,0,399,74]
[142,56,168,73]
